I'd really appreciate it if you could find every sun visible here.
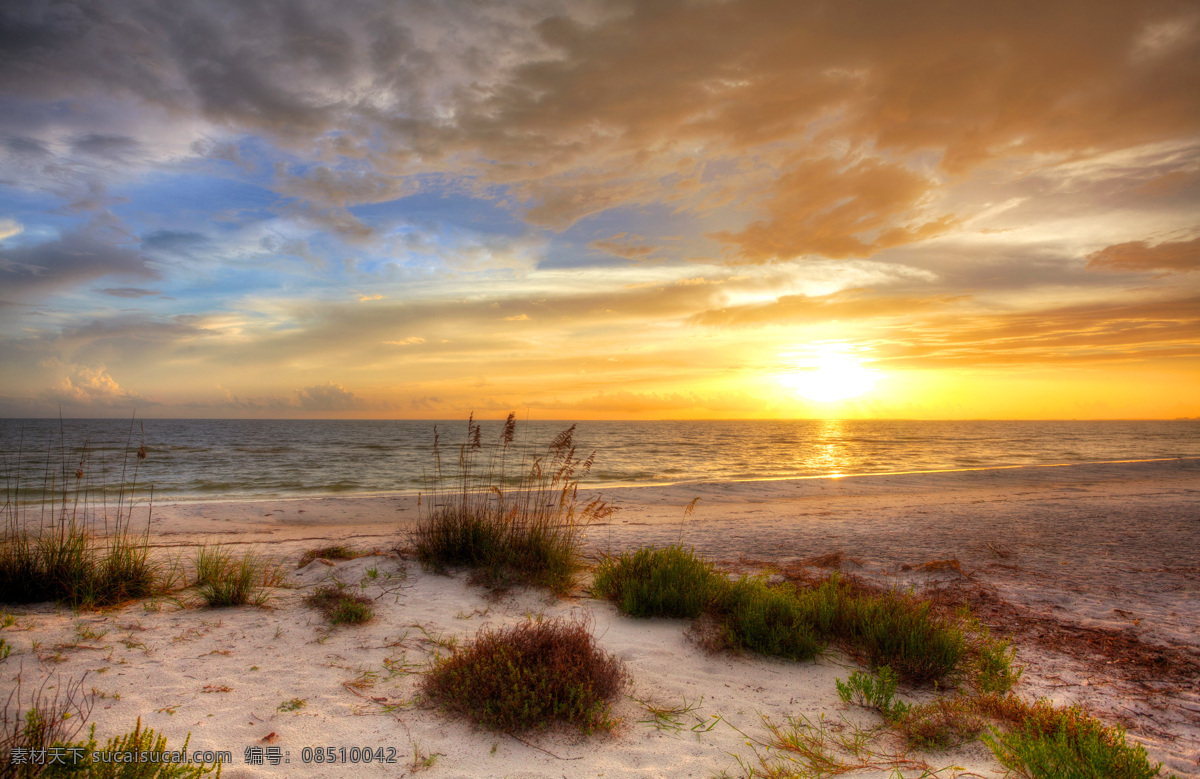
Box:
[780,344,879,403]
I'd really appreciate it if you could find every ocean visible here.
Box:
[2,418,1198,503]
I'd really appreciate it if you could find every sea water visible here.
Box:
[1,418,1197,502]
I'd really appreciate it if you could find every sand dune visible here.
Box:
[3,458,1197,777]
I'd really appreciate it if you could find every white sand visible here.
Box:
[3,458,1198,777]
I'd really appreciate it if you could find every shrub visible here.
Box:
[410,414,613,594]
[40,718,221,778]
[595,556,965,684]
[304,585,373,625]
[708,577,826,661]
[980,697,1166,779]
[835,666,910,722]
[985,721,1163,779]
[420,617,626,733]
[1,520,158,610]
[886,691,1168,776]
[592,546,719,619]
[896,695,986,751]
[196,547,282,608]
[832,587,967,684]
[973,634,1022,694]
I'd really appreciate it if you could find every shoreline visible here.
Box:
[120,454,1200,506]
[3,457,1198,777]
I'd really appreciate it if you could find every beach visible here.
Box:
[3,458,1198,777]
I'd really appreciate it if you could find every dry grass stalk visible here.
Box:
[409,413,613,594]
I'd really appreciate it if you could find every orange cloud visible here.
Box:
[1087,236,1200,273]
[710,156,955,262]
[877,295,1200,366]
[690,288,965,328]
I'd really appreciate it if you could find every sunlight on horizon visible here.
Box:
[779,344,881,404]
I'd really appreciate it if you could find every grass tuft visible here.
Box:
[833,586,967,684]
[896,695,987,751]
[195,546,283,608]
[1,424,161,609]
[835,666,910,722]
[596,548,977,685]
[980,696,1166,779]
[304,585,373,625]
[707,576,827,661]
[409,414,613,594]
[592,545,719,619]
[47,717,221,777]
[420,616,626,733]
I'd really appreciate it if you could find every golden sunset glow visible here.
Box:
[780,346,881,404]
[0,1,1197,419]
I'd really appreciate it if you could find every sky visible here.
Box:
[0,0,1197,420]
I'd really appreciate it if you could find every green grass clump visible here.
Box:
[194,547,282,608]
[595,547,972,685]
[981,697,1167,779]
[833,588,967,684]
[948,608,1023,694]
[592,546,720,618]
[420,617,626,733]
[0,525,158,609]
[2,428,161,609]
[836,666,910,722]
[40,718,221,778]
[410,414,613,594]
[191,544,232,587]
[886,692,1170,775]
[708,577,826,661]
[304,585,373,625]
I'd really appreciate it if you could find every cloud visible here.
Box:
[99,287,161,298]
[590,233,655,259]
[710,156,956,262]
[69,133,141,158]
[141,230,211,253]
[0,0,1197,418]
[690,288,965,328]
[4,0,1194,253]
[1086,236,1200,273]
[295,381,365,411]
[0,217,21,241]
[3,134,49,156]
[0,220,158,300]
[877,294,1200,366]
[40,361,150,407]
